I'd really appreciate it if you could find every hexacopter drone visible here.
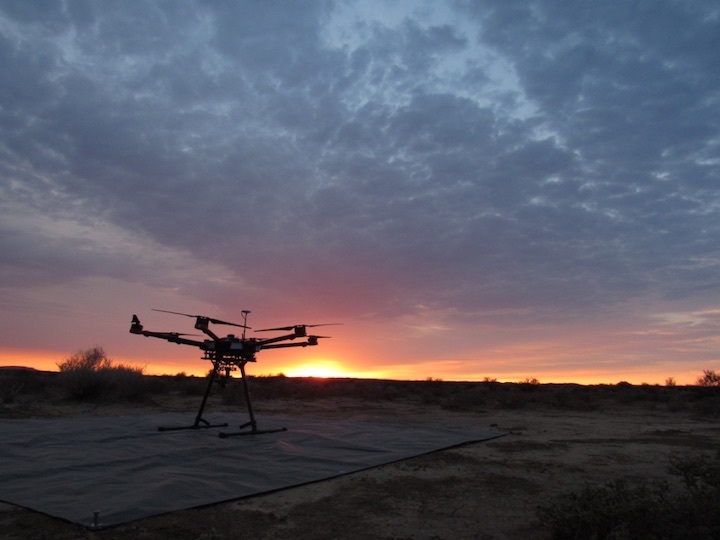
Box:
[130,309,338,437]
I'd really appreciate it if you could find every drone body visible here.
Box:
[129,309,338,437]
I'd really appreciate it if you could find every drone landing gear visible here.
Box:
[158,417,229,432]
[218,422,287,438]
[218,363,286,438]
[158,358,285,437]
[158,365,229,432]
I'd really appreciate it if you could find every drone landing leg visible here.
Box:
[158,364,229,432]
[218,363,286,438]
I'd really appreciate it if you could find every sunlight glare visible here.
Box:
[282,360,348,378]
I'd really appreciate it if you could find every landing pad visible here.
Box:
[0,412,504,528]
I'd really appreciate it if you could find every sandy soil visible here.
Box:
[1,393,719,539]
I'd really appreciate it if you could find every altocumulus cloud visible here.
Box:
[0,1,718,379]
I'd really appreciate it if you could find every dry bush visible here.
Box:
[539,451,720,539]
[691,394,720,417]
[548,386,599,411]
[697,369,720,387]
[0,371,29,404]
[0,369,55,408]
[175,375,209,396]
[57,347,148,401]
[232,376,720,417]
[58,346,113,372]
[439,386,487,411]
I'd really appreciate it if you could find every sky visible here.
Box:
[1,1,719,384]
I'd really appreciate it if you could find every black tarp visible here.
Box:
[0,412,503,528]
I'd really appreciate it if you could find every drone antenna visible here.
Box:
[241,310,251,339]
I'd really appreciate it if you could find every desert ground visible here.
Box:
[1,371,719,539]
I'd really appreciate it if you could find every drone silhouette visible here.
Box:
[130,309,339,437]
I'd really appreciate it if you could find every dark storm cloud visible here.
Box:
[1,0,718,326]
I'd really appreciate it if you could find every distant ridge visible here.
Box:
[0,366,37,371]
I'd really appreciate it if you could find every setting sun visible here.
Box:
[281,360,349,379]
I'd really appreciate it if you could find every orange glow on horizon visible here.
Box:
[0,347,210,377]
[0,348,64,373]
[280,360,348,378]
[271,358,387,379]
[0,347,710,386]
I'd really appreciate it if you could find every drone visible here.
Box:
[130,309,338,437]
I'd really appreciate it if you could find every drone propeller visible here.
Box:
[256,323,342,332]
[153,331,202,338]
[152,309,249,328]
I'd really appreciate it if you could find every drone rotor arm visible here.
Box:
[254,333,300,347]
[260,341,314,350]
[135,329,206,348]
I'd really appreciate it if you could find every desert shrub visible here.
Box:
[610,382,647,405]
[248,374,294,400]
[496,386,534,409]
[368,380,407,401]
[178,375,208,396]
[0,369,52,403]
[539,452,720,539]
[57,347,147,401]
[638,384,670,404]
[550,386,598,411]
[663,451,720,537]
[289,377,335,399]
[518,377,540,389]
[678,385,720,417]
[441,386,486,411]
[135,374,169,395]
[239,375,341,401]
[697,369,720,387]
[218,380,247,407]
[0,373,26,403]
[220,374,299,405]
[411,378,447,405]
[109,363,150,400]
[692,395,720,417]
[58,346,112,372]
[538,479,668,540]
[670,451,720,492]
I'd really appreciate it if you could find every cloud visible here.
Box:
[0,1,718,379]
